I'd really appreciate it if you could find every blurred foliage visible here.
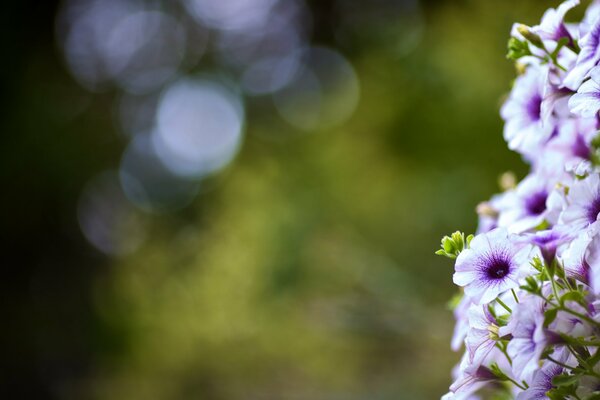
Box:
[1,0,557,399]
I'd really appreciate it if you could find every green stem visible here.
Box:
[547,355,576,371]
[567,345,590,370]
[506,376,527,390]
[545,267,560,301]
[511,288,520,304]
[496,297,512,313]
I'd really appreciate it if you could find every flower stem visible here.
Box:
[496,297,512,313]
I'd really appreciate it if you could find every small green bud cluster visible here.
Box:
[435,231,474,259]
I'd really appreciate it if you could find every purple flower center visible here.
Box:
[526,93,542,122]
[480,251,513,281]
[586,196,600,224]
[525,190,548,216]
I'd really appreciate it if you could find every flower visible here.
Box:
[563,14,600,89]
[453,228,531,304]
[533,0,579,44]
[499,295,546,382]
[560,229,593,283]
[559,173,600,231]
[501,65,555,159]
[523,228,570,266]
[543,117,596,170]
[569,66,600,117]
[440,2,600,397]
[496,173,554,233]
[515,361,563,400]
[451,295,473,352]
[447,353,498,399]
[464,304,499,368]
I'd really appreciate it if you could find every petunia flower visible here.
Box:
[533,0,579,45]
[515,348,573,400]
[499,295,546,383]
[501,65,555,160]
[464,305,499,369]
[454,228,532,304]
[560,228,594,283]
[559,173,600,231]
[522,228,570,266]
[563,13,600,89]
[496,173,555,233]
[569,66,600,117]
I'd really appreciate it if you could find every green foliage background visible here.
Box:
[0,0,561,398]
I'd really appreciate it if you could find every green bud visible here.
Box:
[517,24,544,49]
[451,231,464,250]
[436,231,474,259]
[506,37,531,60]
[443,236,456,253]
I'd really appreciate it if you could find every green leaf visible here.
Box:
[551,373,579,387]
[544,308,558,328]
[560,291,585,306]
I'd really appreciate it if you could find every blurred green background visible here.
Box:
[0,0,556,398]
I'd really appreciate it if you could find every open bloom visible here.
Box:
[515,349,572,400]
[454,228,532,304]
[464,305,498,369]
[559,173,600,231]
[563,13,600,89]
[543,117,596,172]
[501,65,555,159]
[533,0,579,44]
[445,352,499,399]
[496,173,554,233]
[499,296,546,383]
[560,229,594,283]
[569,66,600,117]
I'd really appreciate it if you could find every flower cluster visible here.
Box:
[438,1,600,399]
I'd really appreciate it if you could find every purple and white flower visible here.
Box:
[442,2,600,398]
[464,304,499,369]
[560,229,594,283]
[496,173,554,233]
[523,228,570,266]
[533,0,579,45]
[563,13,600,89]
[445,352,501,399]
[544,117,596,171]
[569,66,600,117]
[499,295,546,383]
[559,173,600,231]
[515,349,571,400]
[454,228,532,304]
[501,65,555,159]
[451,295,473,352]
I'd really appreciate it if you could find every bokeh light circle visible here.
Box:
[153,78,245,179]
[273,47,360,131]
